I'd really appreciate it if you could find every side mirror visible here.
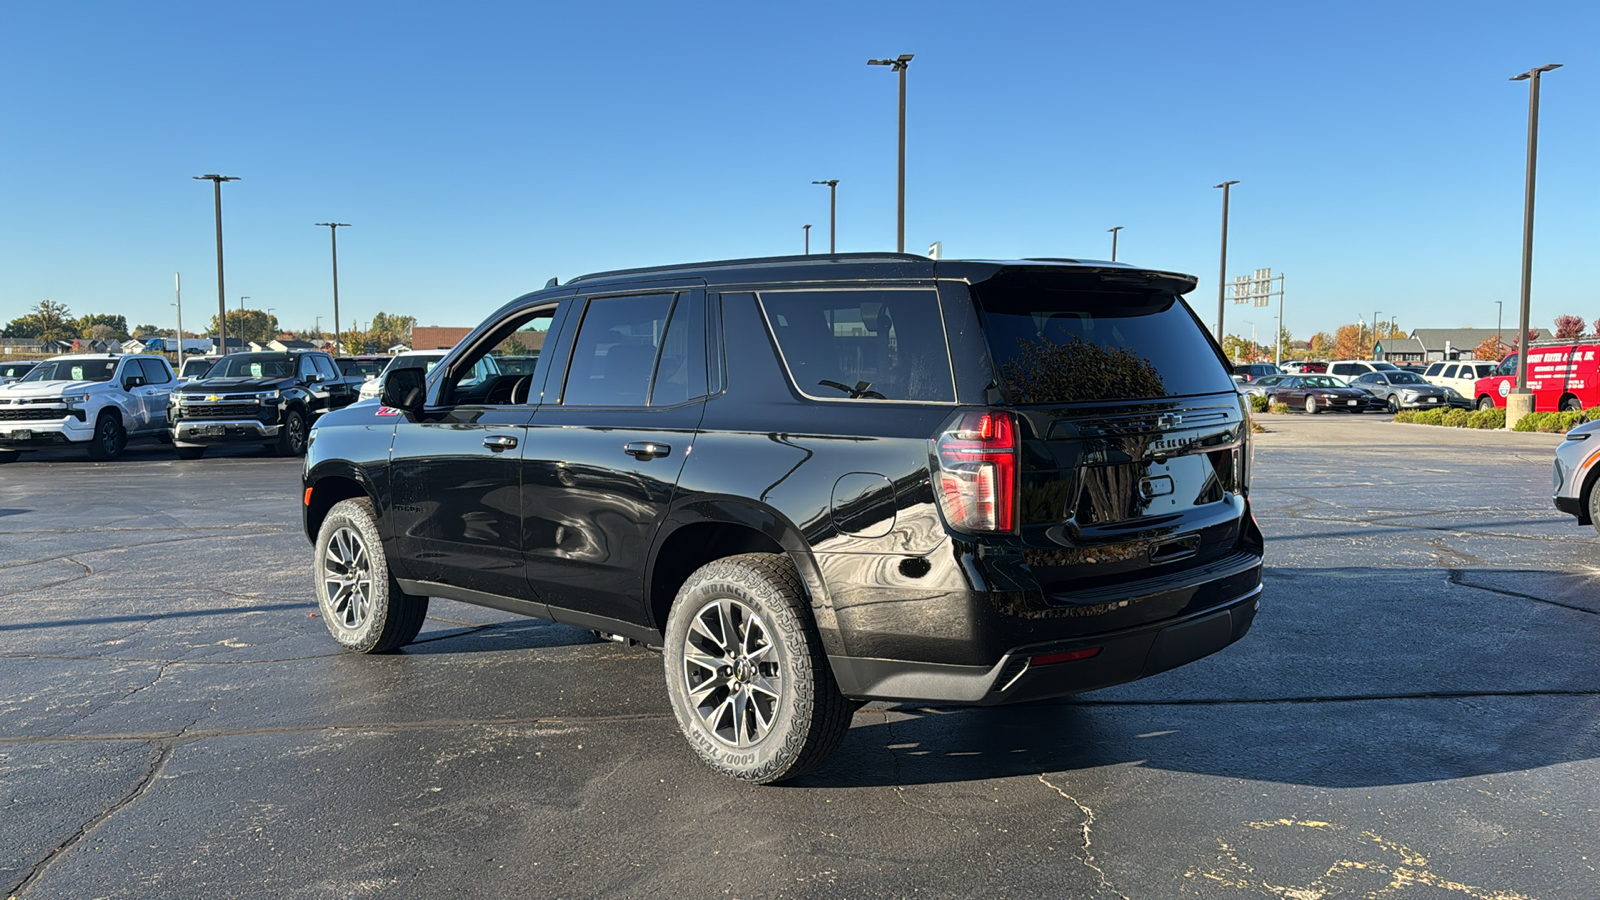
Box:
[381,367,426,413]
[124,375,146,389]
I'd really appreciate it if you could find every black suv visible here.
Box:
[302,254,1263,783]
[171,351,355,459]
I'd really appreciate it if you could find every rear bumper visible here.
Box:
[829,581,1260,704]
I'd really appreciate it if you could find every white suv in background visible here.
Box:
[1423,360,1497,396]
[357,350,448,402]
[0,354,176,462]
[1327,360,1402,379]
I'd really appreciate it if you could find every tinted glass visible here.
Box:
[1425,363,1443,375]
[762,289,953,402]
[1496,355,1517,376]
[20,359,117,382]
[313,355,339,380]
[137,358,172,384]
[563,293,675,406]
[181,358,216,378]
[1441,365,1457,378]
[1389,372,1426,385]
[386,354,445,373]
[650,293,708,406]
[209,355,294,378]
[1372,362,1399,371]
[1301,376,1346,388]
[337,358,386,378]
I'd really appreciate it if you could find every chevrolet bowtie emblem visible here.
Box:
[1157,413,1182,429]
[205,395,222,402]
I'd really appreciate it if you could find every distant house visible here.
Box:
[119,339,149,353]
[411,326,472,350]
[1376,328,1534,363]
[268,339,316,352]
[211,336,246,355]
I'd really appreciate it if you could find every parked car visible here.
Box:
[335,355,388,381]
[1327,360,1401,379]
[0,361,37,384]
[1396,364,1429,375]
[168,350,356,458]
[1280,360,1328,374]
[1239,374,1292,398]
[357,350,448,402]
[302,254,1264,784]
[1423,360,1498,397]
[1473,343,1599,412]
[0,354,176,462]
[1554,419,1600,532]
[1232,363,1281,382]
[1265,374,1382,413]
[1349,371,1450,412]
[178,355,220,382]
[1438,386,1475,411]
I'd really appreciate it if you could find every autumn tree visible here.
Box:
[1474,336,1507,360]
[1554,315,1586,340]
[1331,324,1364,360]
[1307,332,1331,358]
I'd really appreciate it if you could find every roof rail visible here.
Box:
[566,252,929,284]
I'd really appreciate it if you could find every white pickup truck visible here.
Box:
[0,354,177,462]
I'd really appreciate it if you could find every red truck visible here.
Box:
[1473,342,1600,411]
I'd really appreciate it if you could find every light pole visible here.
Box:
[1108,226,1123,262]
[239,296,250,344]
[1213,180,1239,340]
[1509,63,1562,414]
[803,224,811,255]
[315,316,322,342]
[316,223,350,350]
[811,181,838,253]
[193,174,239,355]
[867,53,913,252]
[173,272,183,365]
[267,308,275,341]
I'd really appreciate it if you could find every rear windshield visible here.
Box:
[972,281,1232,403]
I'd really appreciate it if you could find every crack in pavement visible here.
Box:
[1037,774,1130,900]
[1448,568,1600,618]
[881,710,967,832]
[4,739,175,899]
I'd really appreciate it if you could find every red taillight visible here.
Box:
[1030,647,1102,667]
[933,410,1017,532]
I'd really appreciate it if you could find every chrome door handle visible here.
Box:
[624,441,671,460]
[483,435,519,452]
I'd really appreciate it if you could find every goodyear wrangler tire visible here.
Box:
[314,498,429,653]
[663,553,854,784]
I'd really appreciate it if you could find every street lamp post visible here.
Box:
[239,296,250,344]
[173,273,183,365]
[193,174,239,355]
[1496,300,1504,349]
[1108,226,1123,262]
[267,308,275,341]
[867,54,913,252]
[803,224,811,255]
[811,181,838,253]
[1509,63,1562,419]
[1213,180,1239,340]
[315,316,322,341]
[315,223,350,351]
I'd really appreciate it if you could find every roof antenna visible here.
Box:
[545,277,559,288]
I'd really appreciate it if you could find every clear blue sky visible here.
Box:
[1,1,1594,344]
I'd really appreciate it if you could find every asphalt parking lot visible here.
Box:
[2,417,1596,899]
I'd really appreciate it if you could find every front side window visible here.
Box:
[313,355,339,381]
[760,289,953,402]
[137,357,172,384]
[1496,355,1517,377]
[439,307,555,406]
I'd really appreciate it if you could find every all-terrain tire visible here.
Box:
[86,411,126,460]
[663,553,854,784]
[276,408,309,457]
[314,498,429,653]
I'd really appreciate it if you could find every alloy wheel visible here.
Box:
[681,598,782,748]
[287,414,307,454]
[323,526,374,630]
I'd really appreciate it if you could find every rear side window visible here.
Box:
[760,289,953,402]
[971,278,1231,403]
[1442,365,1458,379]
[562,293,676,406]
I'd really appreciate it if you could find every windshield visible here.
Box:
[206,355,294,379]
[1299,375,1351,389]
[20,359,117,383]
[1389,372,1427,385]
[973,278,1232,403]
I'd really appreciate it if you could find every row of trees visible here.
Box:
[3,301,133,344]
[3,300,417,353]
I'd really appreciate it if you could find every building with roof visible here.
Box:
[1375,328,1531,363]
[412,326,472,350]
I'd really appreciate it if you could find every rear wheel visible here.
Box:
[1561,395,1582,412]
[86,411,126,460]
[1589,483,1600,537]
[314,498,429,653]
[663,553,854,784]
[1477,396,1495,411]
[1304,397,1319,415]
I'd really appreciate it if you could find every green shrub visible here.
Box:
[1512,411,1582,433]
[1248,394,1269,413]
[1467,408,1505,429]
[1440,408,1471,427]
[1412,408,1445,426]
[1393,410,1416,424]
[1268,402,1289,415]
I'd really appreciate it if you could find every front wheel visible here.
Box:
[1477,396,1496,411]
[314,498,429,653]
[1304,396,1319,415]
[1387,396,1400,413]
[276,408,308,456]
[86,411,126,460]
[1589,484,1600,538]
[663,553,854,784]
